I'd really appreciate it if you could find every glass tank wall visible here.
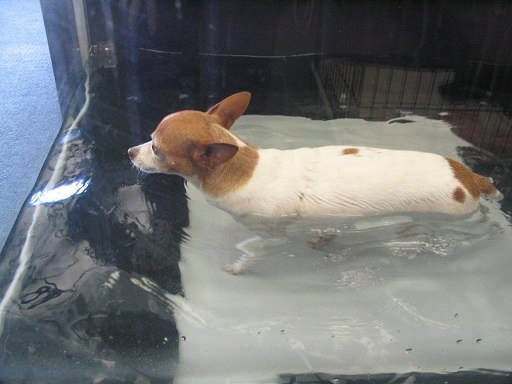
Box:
[1,1,511,383]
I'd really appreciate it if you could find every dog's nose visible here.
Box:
[127,146,139,160]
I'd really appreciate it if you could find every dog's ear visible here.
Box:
[192,143,239,170]
[206,92,251,130]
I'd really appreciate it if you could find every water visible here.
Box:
[173,115,512,382]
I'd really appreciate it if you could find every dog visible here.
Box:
[128,92,502,273]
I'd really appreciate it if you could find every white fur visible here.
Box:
[202,146,479,218]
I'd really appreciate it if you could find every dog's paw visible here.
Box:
[307,231,337,250]
[223,262,246,275]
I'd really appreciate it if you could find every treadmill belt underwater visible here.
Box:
[1,1,512,383]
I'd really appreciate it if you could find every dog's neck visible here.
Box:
[194,144,260,198]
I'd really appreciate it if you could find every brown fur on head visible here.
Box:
[127,92,252,177]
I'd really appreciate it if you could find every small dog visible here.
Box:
[128,92,502,273]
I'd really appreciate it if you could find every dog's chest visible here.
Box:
[206,146,472,217]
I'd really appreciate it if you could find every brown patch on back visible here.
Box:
[341,147,359,155]
[200,145,259,197]
[452,187,466,203]
[446,158,498,199]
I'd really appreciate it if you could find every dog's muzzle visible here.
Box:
[127,146,140,160]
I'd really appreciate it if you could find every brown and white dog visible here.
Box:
[128,92,502,273]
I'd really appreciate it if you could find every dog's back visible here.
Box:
[206,145,502,218]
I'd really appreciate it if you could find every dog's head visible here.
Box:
[128,92,251,177]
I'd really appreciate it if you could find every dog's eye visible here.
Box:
[151,143,158,155]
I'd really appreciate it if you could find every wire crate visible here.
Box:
[318,57,512,156]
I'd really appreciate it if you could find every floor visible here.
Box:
[0,0,61,250]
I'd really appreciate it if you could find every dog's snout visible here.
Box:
[128,146,139,160]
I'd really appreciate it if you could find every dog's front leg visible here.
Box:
[224,235,288,275]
